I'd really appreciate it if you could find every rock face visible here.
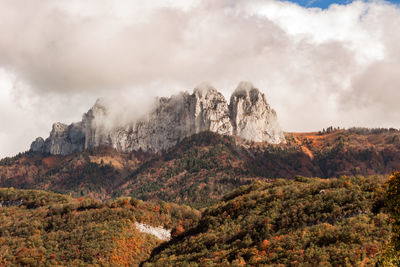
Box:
[30,82,285,155]
[230,82,283,143]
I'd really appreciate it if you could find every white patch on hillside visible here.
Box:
[135,222,171,241]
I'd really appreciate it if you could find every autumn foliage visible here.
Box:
[379,172,400,265]
[145,176,390,266]
[0,188,200,266]
[2,130,400,209]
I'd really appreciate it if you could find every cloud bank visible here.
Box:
[1,0,400,157]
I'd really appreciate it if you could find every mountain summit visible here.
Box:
[30,82,285,155]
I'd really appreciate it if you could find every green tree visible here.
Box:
[381,172,400,266]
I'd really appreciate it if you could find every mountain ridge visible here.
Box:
[30,82,285,155]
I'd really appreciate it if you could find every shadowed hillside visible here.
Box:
[1,129,400,207]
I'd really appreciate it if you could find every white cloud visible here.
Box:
[0,0,400,158]
[248,0,386,64]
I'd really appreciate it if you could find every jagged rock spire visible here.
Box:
[30,82,285,155]
[230,82,284,143]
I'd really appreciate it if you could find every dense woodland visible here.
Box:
[2,175,400,266]
[379,171,400,266]
[2,129,400,265]
[0,188,200,266]
[145,176,391,266]
[1,130,400,207]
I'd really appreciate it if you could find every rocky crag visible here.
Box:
[30,82,285,155]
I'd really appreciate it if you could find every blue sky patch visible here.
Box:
[284,0,400,9]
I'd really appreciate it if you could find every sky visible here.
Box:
[290,0,400,8]
[1,0,400,158]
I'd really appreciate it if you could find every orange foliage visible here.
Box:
[121,199,129,207]
[232,256,246,266]
[42,156,59,168]
[344,180,353,188]
[109,226,159,267]
[262,239,269,250]
[172,225,185,237]
[154,205,160,213]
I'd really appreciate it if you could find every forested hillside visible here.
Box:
[1,174,399,266]
[0,188,200,266]
[1,129,400,207]
[145,176,390,266]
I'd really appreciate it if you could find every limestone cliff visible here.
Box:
[230,82,283,143]
[30,83,285,155]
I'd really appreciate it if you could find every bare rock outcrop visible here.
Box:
[230,82,284,143]
[135,222,171,241]
[30,82,284,155]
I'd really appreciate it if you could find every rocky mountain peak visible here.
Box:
[51,122,68,134]
[30,82,285,155]
[230,82,283,143]
[232,81,256,95]
[83,98,107,122]
[30,137,45,152]
[231,81,267,107]
[193,82,219,98]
